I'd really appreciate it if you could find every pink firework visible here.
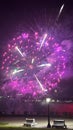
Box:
[1,32,66,97]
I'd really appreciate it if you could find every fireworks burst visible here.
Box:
[1,31,66,97]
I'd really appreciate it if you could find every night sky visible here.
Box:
[0,0,73,100]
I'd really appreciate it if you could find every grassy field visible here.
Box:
[0,123,69,130]
[0,127,69,130]
[0,117,72,130]
[0,124,71,130]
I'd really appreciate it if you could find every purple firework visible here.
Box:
[1,32,66,97]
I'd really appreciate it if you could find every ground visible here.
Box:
[0,117,73,129]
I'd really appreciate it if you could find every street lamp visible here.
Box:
[46,98,51,128]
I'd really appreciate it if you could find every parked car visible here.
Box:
[24,118,37,127]
[52,119,67,128]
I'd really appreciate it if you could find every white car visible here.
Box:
[52,119,67,128]
[24,118,37,127]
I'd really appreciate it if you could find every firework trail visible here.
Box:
[56,4,64,22]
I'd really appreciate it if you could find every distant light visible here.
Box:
[0,96,3,99]
[57,100,59,102]
[54,89,57,93]
[46,98,51,103]
[51,99,55,102]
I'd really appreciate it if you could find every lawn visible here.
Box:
[0,121,71,130]
[0,125,71,130]
[0,127,70,130]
